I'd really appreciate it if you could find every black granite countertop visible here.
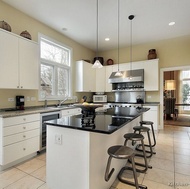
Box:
[45,107,149,134]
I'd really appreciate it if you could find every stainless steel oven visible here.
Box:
[40,111,61,151]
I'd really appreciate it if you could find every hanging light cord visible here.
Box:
[96,0,99,59]
[128,15,134,78]
[117,0,120,71]
[130,17,132,75]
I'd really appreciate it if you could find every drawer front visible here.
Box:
[61,108,81,116]
[3,129,40,146]
[2,136,39,165]
[3,121,40,136]
[3,113,40,127]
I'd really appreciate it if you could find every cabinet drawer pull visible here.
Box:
[23,118,26,121]
[23,135,26,138]
[23,126,26,129]
[23,148,26,151]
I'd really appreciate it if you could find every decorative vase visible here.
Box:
[0,20,12,32]
[93,57,104,65]
[20,30,32,40]
[148,49,157,60]
[106,59,114,65]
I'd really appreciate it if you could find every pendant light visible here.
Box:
[115,0,123,76]
[128,15,135,79]
[92,0,103,69]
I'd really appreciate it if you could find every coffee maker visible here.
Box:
[16,96,25,110]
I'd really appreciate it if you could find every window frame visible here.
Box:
[38,33,73,101]
[180,70,190,112]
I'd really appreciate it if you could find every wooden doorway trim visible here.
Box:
[160,65,190,129]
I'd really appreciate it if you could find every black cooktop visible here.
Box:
[45,107,149,134]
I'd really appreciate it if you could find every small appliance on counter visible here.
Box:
[93,95,107,103]
[16,95,25,110]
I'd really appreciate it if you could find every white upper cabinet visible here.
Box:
[19,38,39,89]
[112,63,130,72]
[0,29,39,89]
[112,59,159,91]
[105,65,113,92]
[76,60,96,92]
[0,30,19,88]
[96,67,106,92]
[143,59,159,91]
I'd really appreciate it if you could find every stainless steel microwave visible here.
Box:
[93,95,107,103]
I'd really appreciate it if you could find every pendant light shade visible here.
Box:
[128,15,135,79]
[115,0,123,76]
[92,0,103,69]
[92,59,103,68]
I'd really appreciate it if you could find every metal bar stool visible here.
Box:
[140,121,156,147]
[124,133,152,173]
[105,145,147,189]
[133,126,155,158]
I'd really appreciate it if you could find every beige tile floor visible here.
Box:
[0,124,190,189]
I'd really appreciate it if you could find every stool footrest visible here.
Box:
[128,159,152,170]
[136,144,156,158]
[118,167,147,189]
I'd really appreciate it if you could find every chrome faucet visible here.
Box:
[58,97,68,107]
[44,99,47,108]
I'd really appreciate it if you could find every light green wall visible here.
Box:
[1,1,190,108]
[0,1,95,108]
[99,35,190,102]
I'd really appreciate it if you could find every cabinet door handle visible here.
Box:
[23,135,26,138]
[17,86,19,88]
[21,86,23,88]
[23,126,26,129]
[23,118,26,121]
[23,148,26,151]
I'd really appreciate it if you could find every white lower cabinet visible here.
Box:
[142,105,159,130]
[0,114,40,166]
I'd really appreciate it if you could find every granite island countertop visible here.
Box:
[46,107,149,134]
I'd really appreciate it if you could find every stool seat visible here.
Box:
[124,133,152,173]
[105,144,147,189]
[124,133,144,141]
[108,145,134,159]
[133,125,155,158]
[140,121,153,125]
[140,120,157,148]
[133,126,150,132]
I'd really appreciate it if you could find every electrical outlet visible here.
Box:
[55,134,62,145]
[31,97,36,101]
[26,96,30,101]
[8,98,14,102]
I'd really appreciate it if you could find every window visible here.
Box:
[39,35,72,100]
[181,70,190,111]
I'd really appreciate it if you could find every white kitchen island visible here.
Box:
[46,107,148,189]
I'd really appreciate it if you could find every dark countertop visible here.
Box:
[45,107,149,134]
[107,101,160,106]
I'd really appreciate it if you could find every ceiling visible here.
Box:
[3,0,190,51]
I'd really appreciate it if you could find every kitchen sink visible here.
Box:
[46,104,75,110]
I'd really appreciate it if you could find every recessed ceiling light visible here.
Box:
[169,22,175,26]
[105,38,110,41]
